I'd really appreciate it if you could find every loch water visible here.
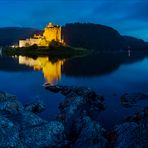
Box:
[0,52,148,129]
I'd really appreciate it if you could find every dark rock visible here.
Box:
[61,86,73,96]
[0,113,67,147]
[111,107,148,148]
[45,84,104,99]
[125,107,148,124]
[9,111,48,129]
[58,95,86,123]
[72,115,108,148]
[113,122,148,148]
[0,91,24,114]
[0,91,68,147]
[45,84,63,93]
[56,87,105,123]
[0,116,20,147]
[24,100,45,113]
[21,121,66,147]
[6,111,67,147]
[45,85,105,125]
[45,85,107,147]
[0,91,16,101]
[1,88,147,148]
[120,92,148,107]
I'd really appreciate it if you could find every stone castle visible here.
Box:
[19,22,64,47]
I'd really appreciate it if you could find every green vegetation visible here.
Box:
[3,42,89,59]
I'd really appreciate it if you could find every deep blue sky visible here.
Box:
[0,0,148,41]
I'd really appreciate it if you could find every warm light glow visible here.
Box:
[43,22,62,43]
[19,56,64,84]
[19,22,64,47]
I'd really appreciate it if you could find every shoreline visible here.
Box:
[0,85,147,147]
[2,45,90,59]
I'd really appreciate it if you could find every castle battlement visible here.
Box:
[19,22,63,47]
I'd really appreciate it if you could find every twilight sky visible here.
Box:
[0,0,148,41]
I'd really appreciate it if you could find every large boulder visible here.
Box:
[112,107,148,148]
[7,111,48,129]
[24,100,45,114]
[120,92,148,107]
[0,113,67,147]
[45,85,104,100]
[0,91,67,147]
[21,121,66,147]
[113,122,148,148]
[125,107,148,123]
[72,115,108,148]
[6,111,67,147]
[46,85,105,128]
[0,91,16,101]
[0,116,20,147]
[0,91,24,114]
[45,85,107,147]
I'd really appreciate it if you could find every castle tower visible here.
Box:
[43,22,62,43]
[19,22,63,47]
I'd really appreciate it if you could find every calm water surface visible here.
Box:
[0,52,148,129]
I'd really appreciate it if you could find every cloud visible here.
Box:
[0,0,148,40]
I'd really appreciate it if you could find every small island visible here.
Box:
[3,22,89,58]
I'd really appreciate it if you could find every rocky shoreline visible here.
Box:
[0,85,147,147]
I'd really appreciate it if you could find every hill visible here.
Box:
[123,36,148,50]
[0,23,147,51]
[62,23,124,51]
[62,23,148,51]
[0,27,41,46]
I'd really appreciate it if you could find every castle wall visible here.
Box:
[19,22,63,47]
[19,39,41,47]
[19,40,27,48]
[43,26,62,42]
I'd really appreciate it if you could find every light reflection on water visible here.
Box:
[18,56,64,85]
[0,52,148,129]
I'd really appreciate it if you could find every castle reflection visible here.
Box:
[18,56,64,84]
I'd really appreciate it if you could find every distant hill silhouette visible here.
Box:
[62,23,124,51]
[0,27,41,46]
[0,23,147,50]
[62,23,148,51]
[123,36,148,50]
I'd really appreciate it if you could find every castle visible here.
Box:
[19,22,64,47]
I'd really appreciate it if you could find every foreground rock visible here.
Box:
[111,107,148,147]
[45,84,108,147]
[0,91,23,114]
[0,116,20,147]
[120,92,148,107]
[0,92,66,147]
[45,85,105,123]
[21,120,66,147]
[24,100,45,113]
[0,86,148,148]
[125,107,148,123]
[72,115,108,148]
[45,85,148,147]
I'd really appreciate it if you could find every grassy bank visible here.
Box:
[3,45,89,59]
